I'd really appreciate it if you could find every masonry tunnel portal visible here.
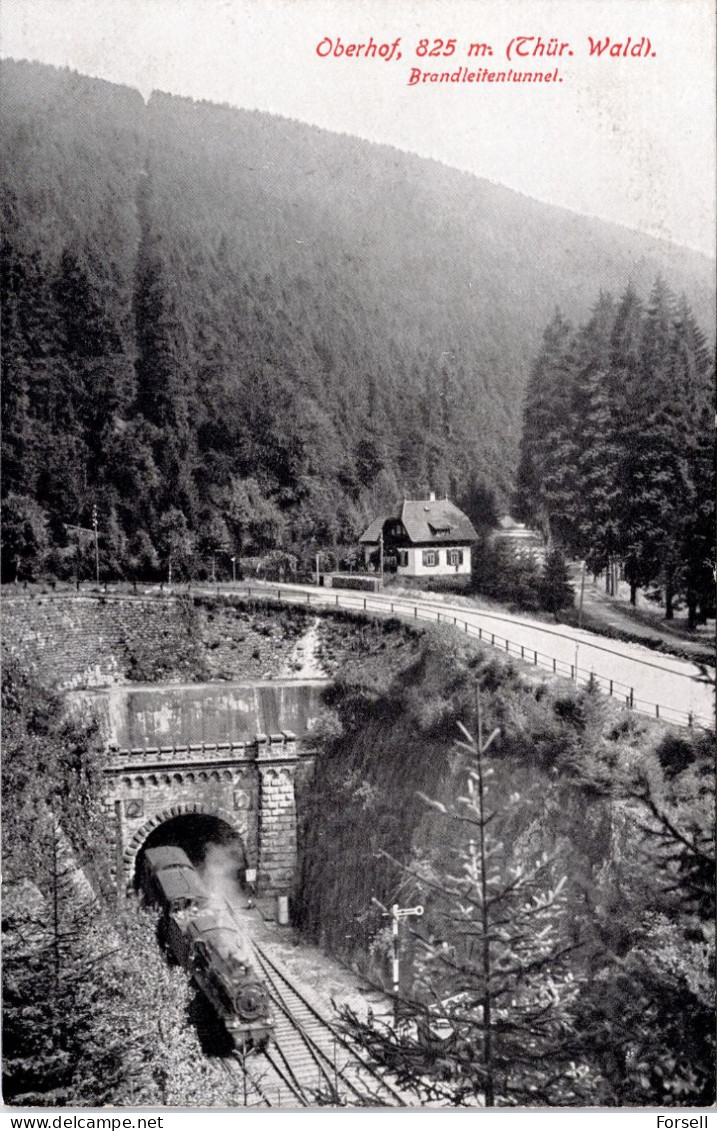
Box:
[80,679,328,898]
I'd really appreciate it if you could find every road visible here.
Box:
[232,581,715,729]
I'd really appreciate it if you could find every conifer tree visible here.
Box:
[609,283,649,602]
[539,548,575,619]
[515,310,573,540]
[0,492,50,582]
[680,403,715,629]
[568,293,621,571]
[134,170,198,523]
[612,278,695,610]
[0,240,40,500]
[340,692,598,1106]
[575,751,715,1107]
[670,296,715,627]
[635,278,691,617]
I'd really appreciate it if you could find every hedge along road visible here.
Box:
[225,582,715,729]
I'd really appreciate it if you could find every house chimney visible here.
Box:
[429,491,436,502]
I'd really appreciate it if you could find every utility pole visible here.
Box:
[379,528,384,582]
[75,525,81,590]
[92,505,100,585]
[50,804,61,994]
[231,555,236,584]
[67,521,95,588]
[578,559,586,628]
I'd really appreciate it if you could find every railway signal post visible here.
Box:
[373,897,424,1023]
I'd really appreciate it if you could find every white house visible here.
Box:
[359,494,478,578]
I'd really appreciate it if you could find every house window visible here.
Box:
[448,549,464,567]
[397,550,408,568]
[422,550,439,567]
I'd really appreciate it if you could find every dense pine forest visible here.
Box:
[515,283,715,627]
[1,59,715,582]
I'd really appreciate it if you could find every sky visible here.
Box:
[1,0,715,255]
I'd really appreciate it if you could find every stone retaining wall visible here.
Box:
[2,594,199,688]
[1,593,309,689]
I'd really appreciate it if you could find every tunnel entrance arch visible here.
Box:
[124,804,248,892]
[106,727,303,897]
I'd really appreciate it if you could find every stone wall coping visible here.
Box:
[113,738,284,754]
[68,677,331,694]
[105,754,304,775]
[1,593,183,607]
[107,760,242,774]
[106,734,308,770]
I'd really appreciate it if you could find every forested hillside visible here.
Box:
[2,59,714,581]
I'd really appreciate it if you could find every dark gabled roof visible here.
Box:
[400,498,478,545]
[359,498,478,546]
[358,514,390,544]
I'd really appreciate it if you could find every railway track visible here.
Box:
[247,940,407,1107]
[216,1050,270,1107]
[215,1015,314,1108]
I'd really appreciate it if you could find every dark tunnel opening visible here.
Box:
[136,814,247,904]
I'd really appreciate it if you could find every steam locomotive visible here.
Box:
[141,845,273,1049]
